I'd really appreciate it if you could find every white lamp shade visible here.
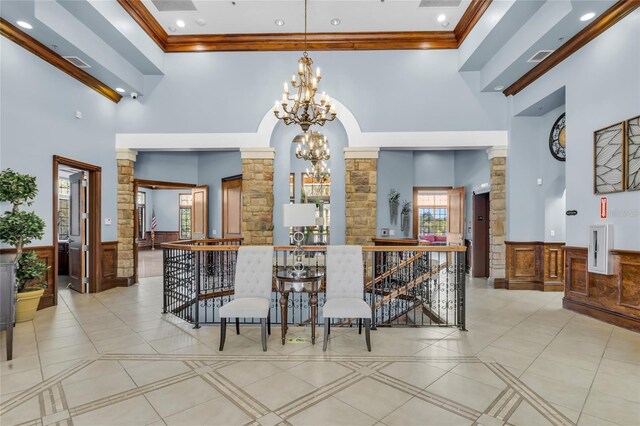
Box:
[283,204,316,227]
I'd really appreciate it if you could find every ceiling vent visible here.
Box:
[527,50,554,63]
[151,0,197,12]
[63,56,91,68]
[419,0,463,8]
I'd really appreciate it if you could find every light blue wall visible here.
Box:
[377,151,414,237]
[135,151,198,184]
[0,38,118,245]
[454,150,491,240]
[511,10,640,250]
[272,119,348,245]
[413,151,456,186]
[149,189,182,232]
[507,104,566,242]
[115,50,507,134]
[197,151,242,236]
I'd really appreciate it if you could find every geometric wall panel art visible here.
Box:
[626,115,640,191]
[594,122,625,194]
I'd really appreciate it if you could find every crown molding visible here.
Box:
[454,0,493,47]
[0,18,122,103]
[117,0,491,52]
[504,0,640,97]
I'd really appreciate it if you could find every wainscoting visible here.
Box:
[138,231,180,249]
[101,241,129,291]
[0,245,56,310]
[564,246,640,331]
[498,241,565,291]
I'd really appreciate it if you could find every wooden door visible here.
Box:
[222,176,242,239]
[447,187,465,246]
[191,185,209,240]
[472,192,490,277]
[68,171,87,293]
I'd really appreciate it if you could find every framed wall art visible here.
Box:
[626,115,640,191]
[594,122,625,194]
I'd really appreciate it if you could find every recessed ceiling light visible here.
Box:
[115,88,126,93]
[437,14,446,22]
[580,12,595,21]
[176,19,186,28]
[275,19,285,26]
[494,85,504,91]
[330,18,341,26]
[168,25,177,32]
[16,20,33,30]
[441,21,450,28]
[195,18,206,27]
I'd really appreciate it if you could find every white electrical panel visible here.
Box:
[588,224,614,275]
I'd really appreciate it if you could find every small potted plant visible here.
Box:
[0,169,48,322]
[388,189,400,225]
[400,200,412,237]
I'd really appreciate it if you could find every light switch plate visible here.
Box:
[104,218,112,225]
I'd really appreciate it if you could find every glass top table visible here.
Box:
[274,268,324,345]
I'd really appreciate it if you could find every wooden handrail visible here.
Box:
[161,242,466,252]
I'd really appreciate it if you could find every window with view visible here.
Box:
[415,190,448,239]
[58,178,70,239]
[179,193,192,240]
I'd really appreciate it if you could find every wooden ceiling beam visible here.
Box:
[0,18,122,103]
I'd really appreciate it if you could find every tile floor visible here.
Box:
[1,277,639,426]
[138,249,163,278]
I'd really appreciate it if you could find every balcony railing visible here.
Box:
[162,239,466,330]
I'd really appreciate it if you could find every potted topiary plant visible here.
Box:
[0,169,48,322]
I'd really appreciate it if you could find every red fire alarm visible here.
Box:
[600,197,607,219]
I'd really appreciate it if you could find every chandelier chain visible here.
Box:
[304,0,307,53]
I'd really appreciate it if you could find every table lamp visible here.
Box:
[283,203,316,276]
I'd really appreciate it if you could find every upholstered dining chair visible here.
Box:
[323,245,372,352]
[219,246,273,352]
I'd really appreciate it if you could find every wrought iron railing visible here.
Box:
[162,240,466,330]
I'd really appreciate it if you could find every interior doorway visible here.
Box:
[222,175,242,239]
[133,179,197,281]
[53,156,102,304]
[472,191,490,278]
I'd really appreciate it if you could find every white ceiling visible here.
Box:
[141,0,472,34]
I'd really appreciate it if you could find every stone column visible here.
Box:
[240,148,275,245]
[345,148,379,246]
[116,148,137,279]
[488,147,507,288]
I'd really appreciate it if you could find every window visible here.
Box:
[137,191,146,240]
[289,173,295,201]
[58,179,70,239]
[179,193,192,239]
[415,190,448,238]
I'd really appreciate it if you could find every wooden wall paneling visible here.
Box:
[565,246,589,296]
[563,247,640,331]
[543,242,565,291]
[138,231,180,249]
[100,241,128,291]
[0,246,55,310]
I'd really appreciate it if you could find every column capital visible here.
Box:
[344,147,380,159]
[240,147,276,159]
[487,146,507,160]
[116,148,137,162]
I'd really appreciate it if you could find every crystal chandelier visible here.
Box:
[273,0,336,132]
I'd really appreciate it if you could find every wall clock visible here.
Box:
[549,113,566,161]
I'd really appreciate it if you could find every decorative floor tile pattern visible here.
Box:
[1,276,639,425]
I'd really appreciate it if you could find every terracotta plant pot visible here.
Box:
[15,288,44,322]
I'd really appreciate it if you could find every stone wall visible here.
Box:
[241,154,274,245]
[117,158,135,278]
[490,155,507,286]
[345,153,378,245]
